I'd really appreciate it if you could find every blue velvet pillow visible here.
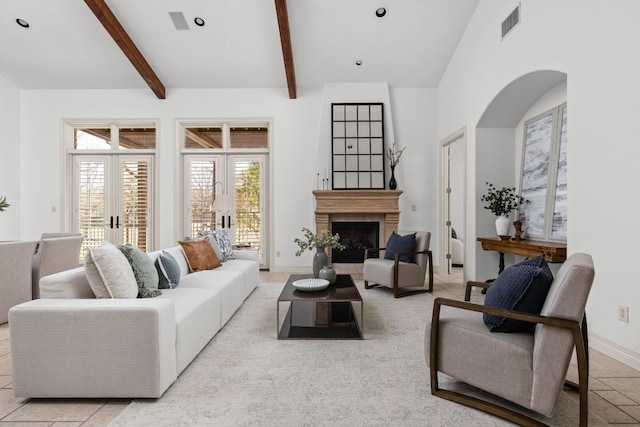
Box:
[483,255,554,333]
[384,232,416,263]
[155,252,181,289]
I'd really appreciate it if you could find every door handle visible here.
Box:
[221,215,225,229]
[228,215,232,228]
[115,215,120,229]
[109,216,114,229]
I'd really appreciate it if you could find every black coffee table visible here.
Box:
[277,274,363,339]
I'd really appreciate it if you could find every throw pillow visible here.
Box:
[179,239,222,272]
[84,242,138,299]
[118,244,161,298]
[483,255,554,333]
[156,252,181,289]
[384,231,416,263]
[209,229,235,261]
[190,232,223,261]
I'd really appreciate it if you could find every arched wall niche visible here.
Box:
[473,70,567,281]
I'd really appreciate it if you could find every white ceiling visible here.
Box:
[0,0,479,94]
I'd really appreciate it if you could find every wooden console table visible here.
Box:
[477,237,567,274]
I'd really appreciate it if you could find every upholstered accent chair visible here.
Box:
[0,241,38,324]
[31,233,83,299]
[363,231,433,298]
[425,253,594,426]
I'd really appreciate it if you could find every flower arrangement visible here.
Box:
[0,196,9,212]
[386,141,406,167]
[480,182,529,216]
[294,227,345,256]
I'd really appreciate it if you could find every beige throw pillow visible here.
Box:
[84,242,138,299]
[178,239,221,272]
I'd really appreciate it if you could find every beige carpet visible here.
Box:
[110,282,605,426]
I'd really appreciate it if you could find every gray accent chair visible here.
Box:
[0,241,38,324]
[425,253,594,426]
[31,233,83,299]
[363,231,433,298]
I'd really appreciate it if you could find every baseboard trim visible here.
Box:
[590,333,640,371]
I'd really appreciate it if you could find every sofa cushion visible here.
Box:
[483,255,554,332]
[84,242,138,299]
[384,231,416,263]
[118,244,161,298]
[156,252,181,289]
[210,229,235,261]
[179,239,222,272]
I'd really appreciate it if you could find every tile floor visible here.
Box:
[0,266,638,426]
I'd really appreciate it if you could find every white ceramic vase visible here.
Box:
[495,215,511,238]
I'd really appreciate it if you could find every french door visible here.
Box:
[72,154,153,258]
[185,154,267,267]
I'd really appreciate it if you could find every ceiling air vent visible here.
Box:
[169,12,189,30]
[501,4,520,40]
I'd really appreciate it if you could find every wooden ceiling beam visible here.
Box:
[274,0,297,99]
[84,0,166,99]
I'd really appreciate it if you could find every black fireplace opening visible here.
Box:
[331,221,379,263]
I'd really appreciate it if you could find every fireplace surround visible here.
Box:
[313,190,402,263]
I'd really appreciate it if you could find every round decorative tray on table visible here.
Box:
[292,278,330,292]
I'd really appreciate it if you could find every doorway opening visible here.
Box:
[440,127,466,285]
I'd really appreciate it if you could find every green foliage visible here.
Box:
[0,195,9,212]
[480,182,529,216]
[294,227,346,256]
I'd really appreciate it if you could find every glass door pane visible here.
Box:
[74,157,108,260]
[230,156,265,266]
[185,156,223,237]
[119,157,152,251]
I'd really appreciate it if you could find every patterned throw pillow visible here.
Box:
[179,239,222,272]
[384,232,416,263]
[207,229,235,261]
[117,244,161,298]
[193,232,223,261]
[483,255,554,333]
[155,252,181,289]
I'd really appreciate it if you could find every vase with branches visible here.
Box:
[480,182,529,238]
[386,141,405,190]
[294,227,345,278]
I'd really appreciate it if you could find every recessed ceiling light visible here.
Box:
[375,7,387,18]
[16,18,30,28]
[194,17,205,27]
[355,60,363,66]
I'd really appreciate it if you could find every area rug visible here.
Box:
[111,282,605,426]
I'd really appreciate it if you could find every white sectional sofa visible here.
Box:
[8,245,259,399]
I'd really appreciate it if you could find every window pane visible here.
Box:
[119,128,156,149]
[188,160,217,236]
[121,160,150,250]
[185,127,223,149]
[77,160,106,260]
[75,128,111,149]
[551,106,568,238]
[229,127,268,149]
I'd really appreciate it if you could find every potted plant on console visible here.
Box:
[294,227,345,279]
[480,182,529,240]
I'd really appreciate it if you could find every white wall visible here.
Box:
[19,88,322,271]
[0,75,21,240]
[437,0,640,367]
[18,85,438,272]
